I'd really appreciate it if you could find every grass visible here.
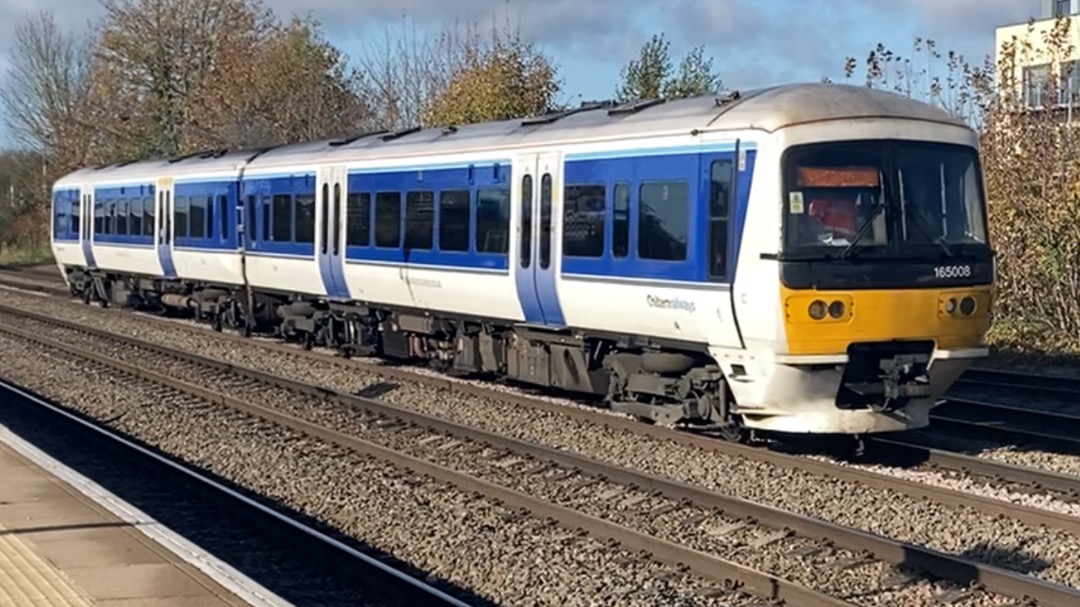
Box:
[0,243,54,268]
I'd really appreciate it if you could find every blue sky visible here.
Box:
[0,0,1048,142]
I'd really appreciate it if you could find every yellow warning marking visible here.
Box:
[0,522,95,606]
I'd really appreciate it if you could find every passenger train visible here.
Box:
[49,83,995,440]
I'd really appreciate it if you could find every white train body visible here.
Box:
[51,84,995,437]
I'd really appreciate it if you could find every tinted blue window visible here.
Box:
[637,181,688,261]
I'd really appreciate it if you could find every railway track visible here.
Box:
[7,266,1080,455]
[4,284,1080,515]
[929,398,1080,451]
[961,367,1080,395]
[9,276,1080,540]
[905,367,1080,480]
[0,379,477,607]
[0,272,69,297]
[1,306,1079,606]
[0,305,854,606]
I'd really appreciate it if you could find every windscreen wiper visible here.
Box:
[906,209,955,258]
[837,201,887,260]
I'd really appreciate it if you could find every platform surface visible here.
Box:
[0,438,251,607]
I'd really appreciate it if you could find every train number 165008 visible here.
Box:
[933,264,972,279]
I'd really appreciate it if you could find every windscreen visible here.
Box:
[782,140,988,258]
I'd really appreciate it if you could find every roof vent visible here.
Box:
[380,126,422,142]
[608,98,666,116]
[328,129,389,146]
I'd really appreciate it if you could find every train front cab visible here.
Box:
[730,131,992,435]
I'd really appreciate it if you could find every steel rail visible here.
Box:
[2,301,1079,537]
[0,315,854,607]
[866,436,1080,499]
[961,367,1080,395]
[0,368,474,607]
[930,397,1080,450]
[3,309,1080,606]
[0,276,69,297]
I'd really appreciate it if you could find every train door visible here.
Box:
[242,180,269,252]
[316,166,349,300]
[512,152,565,327]
[155,178,177,278]
[78,186,97,269]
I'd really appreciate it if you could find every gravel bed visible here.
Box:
[4,294,1080,593]
[0,332,769,607]
[899,419,1080,479]
[804,454,1080,517]
[0,318,985,606]
[0,383,406,607]
[0,276,64,293]
[975,447,1080,477]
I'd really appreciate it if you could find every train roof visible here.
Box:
[55,82,969,188]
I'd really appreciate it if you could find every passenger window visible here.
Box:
[320,184,330,254]
[332,184,342,254]
[346,193,371,246]
[129,197,142,236]
[374,191,402,248]
[709,159,734,280]
[71,197,80,238]
[52,195,64,236]
[405,190,434,250]
[165,191,173,243]
[189,195,207,239]
[104,200,115,235]
[295,193,315,244]
[218,195,228,240]
[116,199,129,235]
[94,201,103,235]
[206,195,215,239]
[613,182,629,258]
[637,181,688,261]
[539,174,552,269]
[519,175,533,267]
[261,199,270,242]
[438,190,470,252]
[476,187,510,254]
[245,195,256,241]
[174,196,190,238]
[271,194,292,241]
[143,197,154,236]
[562,184,606,258]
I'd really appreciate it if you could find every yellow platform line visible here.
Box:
[0,523,95,607]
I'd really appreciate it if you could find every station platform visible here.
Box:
[0,437,256,606]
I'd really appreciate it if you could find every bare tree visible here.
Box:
[0,10,94,161]
[0,10,96,249]
[352,14,471,129]
[847,18,1080,355]
[843,39,994,126]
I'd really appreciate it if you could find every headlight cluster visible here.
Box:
[808,299,846,320]
[942,295,977,316]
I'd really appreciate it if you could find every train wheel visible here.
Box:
[715,410,749,443]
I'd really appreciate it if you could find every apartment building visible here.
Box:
[995,0,1080,108]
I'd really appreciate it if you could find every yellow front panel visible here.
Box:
[781,286,992,355]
